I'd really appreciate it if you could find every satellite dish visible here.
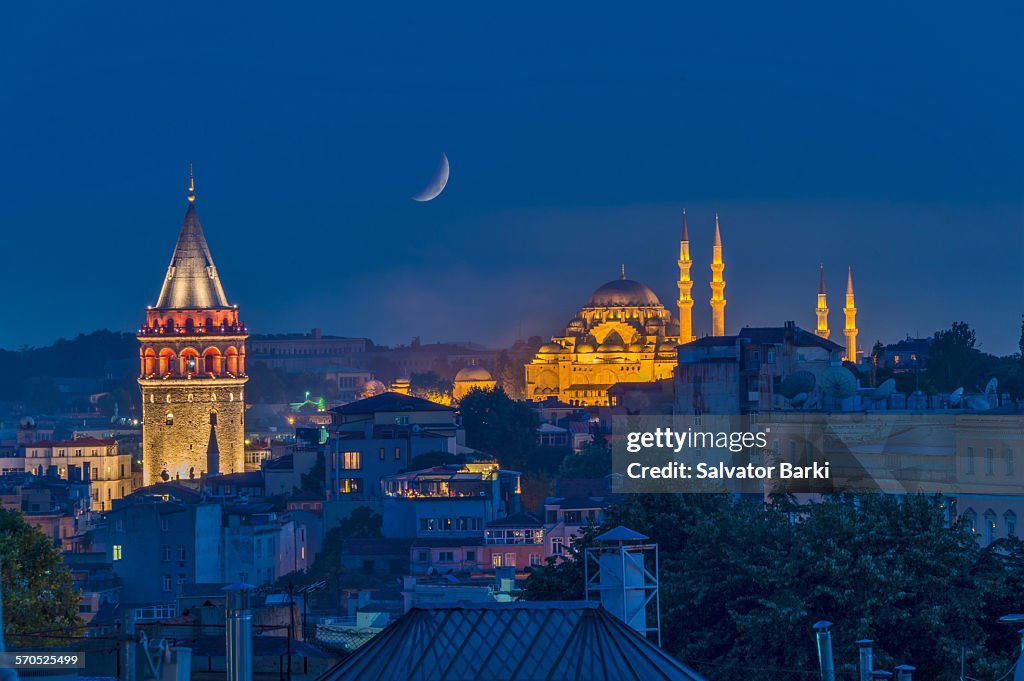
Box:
[781,371,816,399]
[967,396,992,412]
[871,378,896,403]
[984,378,998,395]
[822,367,858,400]
[790,392,808,408]
[950,387,964,406]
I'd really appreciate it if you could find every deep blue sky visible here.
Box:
[1,4,1022,354]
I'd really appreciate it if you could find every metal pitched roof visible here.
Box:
[316,601,705,681]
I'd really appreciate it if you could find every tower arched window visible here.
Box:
[204,348,222,375]
[159,349,177,376]
[165,412,174,426]
[180,349,199,375]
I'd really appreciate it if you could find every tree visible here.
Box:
[279,506,383,607]
[0,509,83,645]
[401,450,465,473]
[459,387,539,471]
[410,371,453,403]
[299,450,325,493]
[522,494,1015,681]
[928,321,980,392]
[559,430,612,479]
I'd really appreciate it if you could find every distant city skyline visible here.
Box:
[1,4,1021,354]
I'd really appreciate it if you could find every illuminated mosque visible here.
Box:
[525,212,859,406]
[525,211,718,406]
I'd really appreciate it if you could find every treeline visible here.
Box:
[523,493,1024,681]
[0,330,137,407]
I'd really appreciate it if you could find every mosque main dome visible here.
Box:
[586,278,662,308]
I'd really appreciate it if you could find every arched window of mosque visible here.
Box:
[185,318,195,333]
[165,412,174,426]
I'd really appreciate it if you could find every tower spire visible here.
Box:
[206,414,220,476]
[188,163,195,203]
[815,264,830,339]
[677,209,694,342]
[844,266,858,362]
[709,213,726,336]
[620,263,626,280]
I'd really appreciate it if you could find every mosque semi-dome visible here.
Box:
[586,278,662,307]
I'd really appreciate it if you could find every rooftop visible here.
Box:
[331,392,455,416]
[317,602,704,681]
[153,202,232,310]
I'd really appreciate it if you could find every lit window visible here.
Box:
[165,412,174,426]
[492,554,503,567]
[342,451,361,470]
[113,545,122,560]
[339,478,362,494]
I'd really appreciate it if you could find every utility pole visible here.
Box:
[287,583,294,681]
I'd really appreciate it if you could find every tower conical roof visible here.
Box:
[681,208,689,242]
[154,202,231,309]
[819,265,826,295]
[713,213,722,248]
[846,266,854,295]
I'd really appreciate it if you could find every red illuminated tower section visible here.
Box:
[138,170,247,486]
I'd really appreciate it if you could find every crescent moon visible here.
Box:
[411,153,449,202]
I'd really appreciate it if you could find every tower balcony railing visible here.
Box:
[138,324,248,336]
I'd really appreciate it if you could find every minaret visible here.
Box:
[709,213,726,336]
[844,266,858,362]
[677,209,694,342]
[138,167,248,486]
[815,264,830,339]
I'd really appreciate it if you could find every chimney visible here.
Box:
[68,465,82,483]
[814,621,835,681]
[894,665,915,681]
[311,328,322,340]
[223,584,253,681]
[857,639,873,681]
